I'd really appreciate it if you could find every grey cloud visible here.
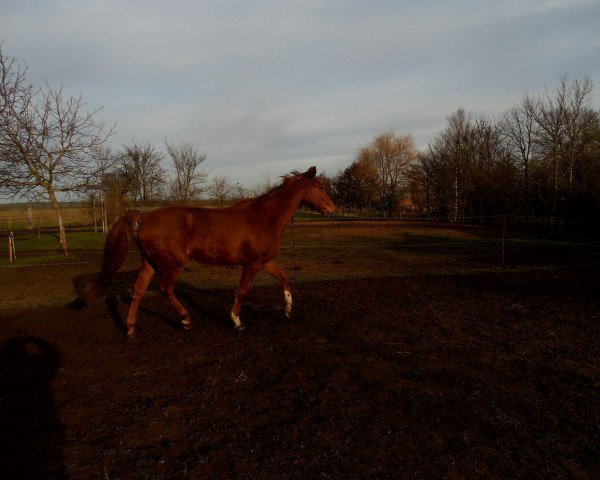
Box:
[1,0,598,185]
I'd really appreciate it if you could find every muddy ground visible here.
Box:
[0,221,598,479]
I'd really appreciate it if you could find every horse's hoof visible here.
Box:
[126,330,135,339]
[230,312,244,330]
[182,318,192,331]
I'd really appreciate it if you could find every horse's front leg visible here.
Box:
[230,263,260,330]
[263,260,292,318]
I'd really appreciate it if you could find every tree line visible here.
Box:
[93,140,277,230]
[327,75,600,225]
[2,44,599,254]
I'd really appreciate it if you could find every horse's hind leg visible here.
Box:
[126,259,156,338]
[158,266,191,330]
[263,260,292,318]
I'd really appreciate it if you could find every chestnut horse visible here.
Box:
[84,166,335,337]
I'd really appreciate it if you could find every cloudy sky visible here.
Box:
[2,0,599,186]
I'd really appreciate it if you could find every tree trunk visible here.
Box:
[59,217,67,256]
[454,174,459,222]
[49,191,68,256]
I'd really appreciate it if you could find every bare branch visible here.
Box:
[164,139,207,202]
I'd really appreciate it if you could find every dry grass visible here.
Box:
[0,203,92,229]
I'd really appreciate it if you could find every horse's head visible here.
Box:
[301,166,336,215]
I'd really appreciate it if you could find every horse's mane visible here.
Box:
[229,170,316,209]
[256,170,305,202]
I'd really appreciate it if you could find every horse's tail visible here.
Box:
[79,213,142,303]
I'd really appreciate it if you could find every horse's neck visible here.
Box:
[259,182,306,234]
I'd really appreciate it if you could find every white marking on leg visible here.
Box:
[284,289,292,318]
[230,312,245,330]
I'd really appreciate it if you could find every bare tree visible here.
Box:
[246,173,277,198]
[101,169,134,226]
[208,175,236,207]
[0,44,114,254]
[533,75,598,217]
[534,77,568,215]
[164,140,207,202]
[122,142,165,205]
[358,131,417,218]
[331,159,378,215]
[421,109,479,220]
[501,94,537,218]
[470,114,516,221]
[407,153,431,215]
[558,76,597,197]
[88,145,119,232]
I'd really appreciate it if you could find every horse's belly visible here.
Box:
[189,242,244,266]
[189,237,273,266]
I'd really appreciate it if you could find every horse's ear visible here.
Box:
[306,166,317,179]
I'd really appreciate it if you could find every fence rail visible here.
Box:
[0,225,98,239]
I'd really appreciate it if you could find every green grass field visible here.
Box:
[0,231,107,266]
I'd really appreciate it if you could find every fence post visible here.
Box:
[8,231,16,265]
[28,204,34,229]
[502,214,507,265]
[93,197,98,234]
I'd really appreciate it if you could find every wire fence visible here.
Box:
[1,216,598,269]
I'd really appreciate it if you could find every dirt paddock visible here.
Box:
[0,221,598,479]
